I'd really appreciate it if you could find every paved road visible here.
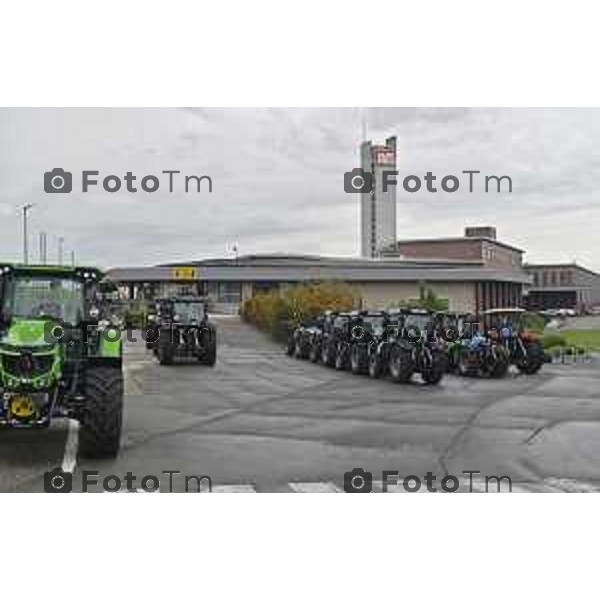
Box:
[2,316,600,492]
[559,315,600,331]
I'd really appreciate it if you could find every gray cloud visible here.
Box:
[0,108,598,270]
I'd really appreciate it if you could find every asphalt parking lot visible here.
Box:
[1,316,599,492]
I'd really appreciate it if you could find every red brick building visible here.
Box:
[382,227,528,312]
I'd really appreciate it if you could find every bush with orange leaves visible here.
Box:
[241,281,358,342]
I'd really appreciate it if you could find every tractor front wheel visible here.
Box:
[335,344,349,371]
[368,352,383,379]
[421,352,446,385]
[309,340,321,363]
[489,348,510,378]
[350,344,368,375]
[78,366,123,459]
[389,346,414,383]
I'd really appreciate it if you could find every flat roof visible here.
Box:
[395,237,524,254]
[161,253,485,268]
[107,254,531,285]
[524,262,600,277]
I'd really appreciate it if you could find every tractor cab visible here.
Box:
[400,308,438,344]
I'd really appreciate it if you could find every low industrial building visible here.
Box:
[524,263,600,311]
[107,242,531,316]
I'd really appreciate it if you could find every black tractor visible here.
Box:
[387,309,446,385]
[305,311,336,363]
[319,312,356,369]
[286,315,325,360]
[153,296,217,366]
[366,310,402,379]
[348,311,388,375]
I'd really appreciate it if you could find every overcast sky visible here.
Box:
[0,108,599,270]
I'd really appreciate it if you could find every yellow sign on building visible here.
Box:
[172,266,197,280]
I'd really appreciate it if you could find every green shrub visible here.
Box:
[387,285,449,312]
[523,313,546,334]
[242,281,357,341]
[541,333,567,350]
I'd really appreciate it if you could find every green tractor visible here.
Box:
[438,312,510,378]
[0,264,123,458]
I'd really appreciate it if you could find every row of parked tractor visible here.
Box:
[286,307,546,385]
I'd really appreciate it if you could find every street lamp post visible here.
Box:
[39,231,48,265]
[22,204,34,265]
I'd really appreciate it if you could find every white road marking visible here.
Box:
[289,482,343,493]
[113,487,161,493]
[92,479,597,493]
[61,418,79,474]
[211,484,257,493]
[544,478,600,493]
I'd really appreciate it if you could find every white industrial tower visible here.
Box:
[360,136,397,258]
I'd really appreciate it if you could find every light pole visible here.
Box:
[39,231,48,265]
[58,236,64,266]
[22,204,34,265]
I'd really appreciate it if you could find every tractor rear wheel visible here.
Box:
[157,344,174,365]
[199,327,217,366]
[204,337,217,367]
[285,334,295,356]
[517,341,544,375]
[78,366,123,459]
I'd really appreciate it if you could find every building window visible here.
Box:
[533,273,539,286]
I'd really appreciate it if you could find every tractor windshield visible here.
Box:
[173,302,205,322]
[363,315,385,334]
[403,313,432,332]
[3,276,84,323]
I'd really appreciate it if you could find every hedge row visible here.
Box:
[241,282,357,342]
